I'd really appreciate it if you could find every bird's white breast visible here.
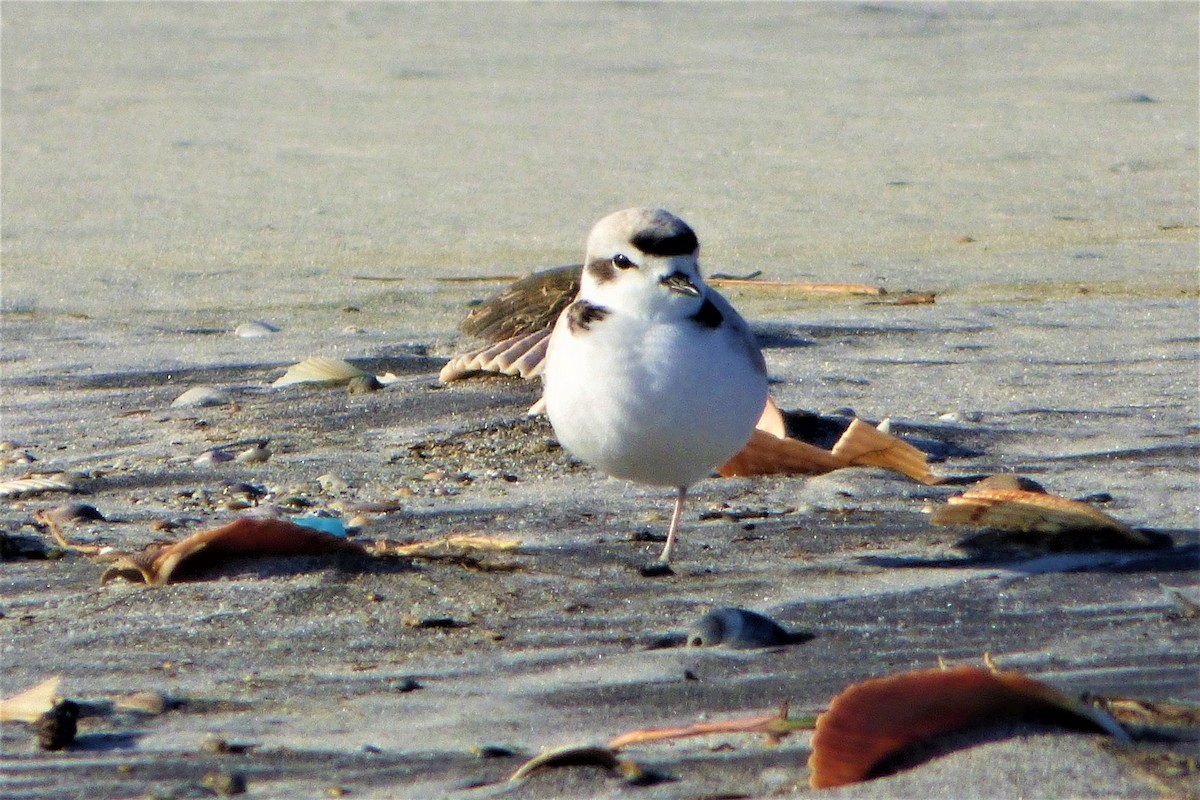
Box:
[543,301,767,488]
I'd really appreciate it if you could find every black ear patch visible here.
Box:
[566,300,611,333]
[631,213,699,257]
[691,298,723,329]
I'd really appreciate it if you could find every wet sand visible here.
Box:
[2,3,1198,799]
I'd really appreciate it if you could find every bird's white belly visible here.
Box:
[544,315,767,487]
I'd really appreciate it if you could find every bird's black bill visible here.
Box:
[659,272,701,297]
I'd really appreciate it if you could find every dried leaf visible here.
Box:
[931,486,1153,547]
[100,517,367,586]
[0,676,61,723]
[808,665,1129,789]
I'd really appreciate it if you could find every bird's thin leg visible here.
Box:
[658,486,688,563]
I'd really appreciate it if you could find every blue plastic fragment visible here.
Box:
[292,516,347,538]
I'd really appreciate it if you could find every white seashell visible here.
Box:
[234,444,271,464]
[193,450,235,467]
[439,328,551,383]
[234,320,280,338]
[316,473,350,493]
[171,386,232,408]
[0,473,79,499]
[272,357,368,388]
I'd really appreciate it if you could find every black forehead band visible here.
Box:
[630,218,699,257]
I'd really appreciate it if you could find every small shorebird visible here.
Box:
[542,208,769,565]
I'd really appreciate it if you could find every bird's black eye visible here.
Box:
[612,253,635,269]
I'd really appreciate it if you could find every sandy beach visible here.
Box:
[2,3,1198,798]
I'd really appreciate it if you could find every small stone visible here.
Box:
[34,700,78,751]
[202,770,247,796]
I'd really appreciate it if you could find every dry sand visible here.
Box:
[2,3,1198,799]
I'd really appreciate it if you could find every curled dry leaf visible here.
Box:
[438,328,551,383]
[808,665,1129,789]
[930,485,1156,548]
[101,517,367,586]
[0,676,62,723]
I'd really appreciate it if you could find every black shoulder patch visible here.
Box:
[584,257,617,285]
[691,298,723,329]
[631,213,699,257]
[566,300,611,333]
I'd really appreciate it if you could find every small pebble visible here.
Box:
[202,770,247,796]
[317,474,350,493]
[193,450,235,468]
[34,700,78,751]
[233,320,279,338]
[348,374,383,394]
[234,443,271,464]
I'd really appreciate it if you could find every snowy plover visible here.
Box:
[543,208,769,565]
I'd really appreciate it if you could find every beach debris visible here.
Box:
[234,319,280,338]
[272,356,368,387]
[708,278,884,296]
[1083,695,1200,732]
[865,291,937,306]
[45,502,106,525]
[202,770,248,796]
[33,700,79,751]
[931,478,1162,550]
[1160,584,1200,618]
[171,385,233,408]
[272,356,402,390]
[371,534,519,559]
[99,516,367,586]
[347,374,383,393]
[686,607,798,649]
[193,449,235,468]
[0,472,80,499]
[1,676,61,723]
[607,702,813,750]
[438,328,550,383]
[719,416,940,484]
[807,664,1130,789]
[114,690,172,716]
[508,744,624,783]
[293,515,347,538]
[234,442,272,464]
